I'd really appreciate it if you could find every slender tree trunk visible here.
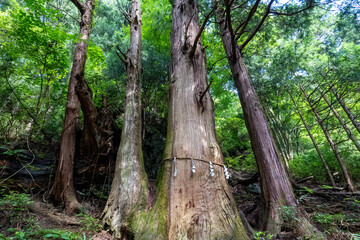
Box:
[49,0,95,214]
[102,0,149,238]
[289,91,336,187]
[138,0,251,239]
[215,6,322,238]
[322,92,360,152]
[264,108,291,170]
[301,84,355,192]
[331,86,360,135]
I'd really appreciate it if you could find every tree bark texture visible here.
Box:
[289,91,336,187]
[102,0,149,238]
[49,0,95,214]
[138,0,250,239]
[215,5,322,238]
[331,87,360,135]
[301,85,355,192]
[322,93,360,152]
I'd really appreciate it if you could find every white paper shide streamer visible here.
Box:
[209,161,215,177]
[173,157,177,177]
[224,165,230,179]
[170,157,229,179]
[191,158,196,173]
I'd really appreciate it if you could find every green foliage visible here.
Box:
[2,149,24,157]
[5,228,87,240]
[0,191,34,212]
[0,190,39,238]
[0,191,35,230]
[0,189,96,239]
[41,229,86,240]
[280,205,299,224]
[0,0,72,142]
[289,149,335,183]
[224,153,257,173]
[253,231,274,240]
[312,213,346,230]
[224,156,242,170]
[77,214,103,233]
[301,186,314,194]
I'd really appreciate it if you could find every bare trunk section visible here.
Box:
[215,6,322,238]
[331,87,360,135]
[301,85,355,192]
[139,0,250,239]
[322,93,360,152]
[102,0,149,238]
[77,81,102,158]
[49,0,95,214]
[289,91,336,187]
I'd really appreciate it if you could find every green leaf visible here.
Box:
[301,187,313,194]
[43,233,60,238]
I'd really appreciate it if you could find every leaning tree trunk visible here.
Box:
[322,92,360,152]
[138,0,250,239]
[49,0,95,214]
[331,86,360,135]
[102,0,149,238]
[215,5,322,238]
[301,84,355,192]
[289,91,336,187]
[264,108,292,170]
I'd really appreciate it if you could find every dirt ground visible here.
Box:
[233,181,360,239]
[1,175,360,239]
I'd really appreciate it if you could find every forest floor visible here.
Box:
[1,177,359,239]
[0,144,360,239]
[233,179,360,239]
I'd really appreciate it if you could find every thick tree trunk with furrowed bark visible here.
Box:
[137,0,251,239]
[101,0,149,238]
[215,4,323,238]
[301,84,355,192]
[49,0,95,214]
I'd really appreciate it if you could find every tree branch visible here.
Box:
[208,56,227,72]
[115,50,126,65]
[270,3,317,16]
[48,3,80,23]
[116,45,127,59]
[235,0,261,41]
[231,0,250,11]
[189,2,218,57]
[119,6,131,23]
[70,0,84,14]
[224,0,237,62]
[238,0,275,52]
[199,79,214,105]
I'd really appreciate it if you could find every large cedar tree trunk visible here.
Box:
[49,0,95,213]
[102,0,149,238]
[215,6,322,238]
[137,0,250,239]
